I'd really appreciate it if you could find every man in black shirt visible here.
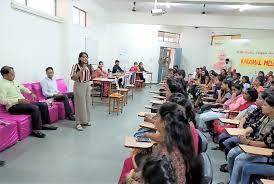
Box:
[112,60,124,74]
[112,60,124,87]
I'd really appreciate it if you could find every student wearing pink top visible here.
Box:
[197,83,246,131]
[253,76,265,93]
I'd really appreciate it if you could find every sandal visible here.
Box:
[81,122,92,126]
[76,124,84,131]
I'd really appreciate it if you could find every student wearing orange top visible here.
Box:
[94,61,110,97]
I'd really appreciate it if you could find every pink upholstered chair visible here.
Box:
[0,105,32,141]
[54,79,75,119]
[0,119,19,152]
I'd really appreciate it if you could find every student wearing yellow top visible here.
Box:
[0,66,57,138]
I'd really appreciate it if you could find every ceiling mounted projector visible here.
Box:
[151,0,166,16]
[151,8,166,16]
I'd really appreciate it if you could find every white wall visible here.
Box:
[1,0,274,85]
[0,1,63,83]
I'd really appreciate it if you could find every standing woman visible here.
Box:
[71,52,92,131]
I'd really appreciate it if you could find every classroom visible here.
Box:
[0,0,274,184]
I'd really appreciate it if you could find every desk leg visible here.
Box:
[108,97,111,114]
[150,74,152,88]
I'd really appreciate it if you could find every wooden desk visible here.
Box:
[219,118,240,125]
[203,97,216,101]
[150,99,165,105]
[139,121,157,130]
[92,77,115,95]
[211,108,239,114]
[138,112,157,117]
[225,128,245,136]
[149,91,160,94]
[240,144,273,157]
[145,105,158,110]
[261,179,274,184]
[153,95,166,100]
[124,136,153,149]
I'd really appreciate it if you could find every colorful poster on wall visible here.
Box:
[209,39,274,77]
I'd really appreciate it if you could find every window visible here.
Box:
[158,31,180,43]
[73,6,86,27]
[211,34,241,46]
[14,0,56,16]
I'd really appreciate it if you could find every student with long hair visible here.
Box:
[71,52,92,131]
[126,102,202,184]
[241,76,251,91]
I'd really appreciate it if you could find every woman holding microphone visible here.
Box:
[71,52,92,131]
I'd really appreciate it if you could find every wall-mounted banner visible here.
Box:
[240,58,274,68]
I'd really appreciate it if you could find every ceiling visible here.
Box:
[95,0,274,17]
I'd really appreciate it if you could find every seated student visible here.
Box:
[258,70,266,80]
[138,62,148,82]
[129,62,139,84]
[199,70,210,85]
[174,70,187,92]
[265,75,274,88]
[197,83,253,131]
[129,62,140,73]
[0,66,57,138]
[112,60,124,74]
[144,78,186,124]
[220,68,227,78]
[41,67,75,120]
[218,92,264,172]
[94,61,110,97]
[127,154,177,184]
[126,102,202,184]
[144,93,198,155]
[232,72,241,85]
[112,60,124,86]
[240,162,274,184]
[227,92,274,184]
[241,76,251,91]
[253,76,265,93]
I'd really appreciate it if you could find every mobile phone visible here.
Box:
[136,137,151,143]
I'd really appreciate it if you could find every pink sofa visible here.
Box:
[0,105,32,141]
[0,79,74,152]
[0,119,19,152]
[28,82,59,123]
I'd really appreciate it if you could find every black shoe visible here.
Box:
[68,115,75,121]
[0,161,5,167]
[42,126,58,130]
[32,131,46,138]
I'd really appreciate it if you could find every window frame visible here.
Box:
[158,31,180,44]
[211,34,241,45]
[73,6,87,27]
[14,0,57,16]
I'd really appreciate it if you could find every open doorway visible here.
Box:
[157,47,182,82]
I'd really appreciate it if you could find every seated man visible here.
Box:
[0,66,57,138]
[112,60,124,87]
[41,67,75,120]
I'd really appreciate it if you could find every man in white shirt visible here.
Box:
[224,58,232,71]
[41,67,75,120]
